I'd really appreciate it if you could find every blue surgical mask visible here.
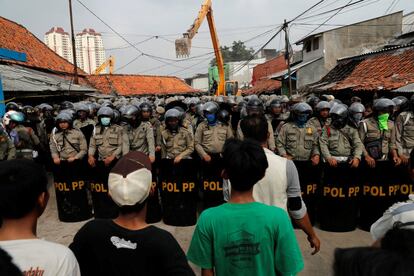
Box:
[100,117,111,126]
[296,114,309,128]
[206,113,217,125]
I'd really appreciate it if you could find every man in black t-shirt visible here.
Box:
[69,151,194,276]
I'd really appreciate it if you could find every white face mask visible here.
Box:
[100,117,111,126]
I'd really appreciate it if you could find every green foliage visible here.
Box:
[210,41,254,66]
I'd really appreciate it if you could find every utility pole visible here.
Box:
[68,0,79,84]
[283,19,293,97]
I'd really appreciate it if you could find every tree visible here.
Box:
[210,41,254,66]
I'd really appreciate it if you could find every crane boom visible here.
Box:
[175,0,225,95]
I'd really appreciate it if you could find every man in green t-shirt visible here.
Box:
[187,138,304,276]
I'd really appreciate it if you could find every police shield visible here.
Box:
[319,162,360,232]
[52,160,93,222]
[159,159,198,226]
[145,163,162,223]
[293,161,320,225]
[89,161,119,219]
[359,161,401,231]
[201,154,225,210]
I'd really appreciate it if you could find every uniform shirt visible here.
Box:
[395,111,414,157]
[307,117,331,135]
[358,117,396,158]
[50,128,87,160]
[237,119,276,151]
[125,121,155,157]
[319,124,363,160]
[276,122,320,161]
[88,124,127,160]
[160,127,194,159]
[194,121,233,158]
[0,132,16,160]
[73,118,95,130]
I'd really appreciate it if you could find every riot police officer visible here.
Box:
[195,102,233,162]
[276,102,320,164]
[73,103,96,130]
[0,124,15,160]
[121,105,155,163]
[319,104,363,168]
[140,102,161,154]
[88,106,127,167]
[160,108,194,164]
[395,95,414,165]
[348,102,365,129]
[50,112,87,164]
[237,98,275,151]
[308,101,331,134]
[359,98,399,168]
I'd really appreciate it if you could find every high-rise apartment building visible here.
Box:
[75,28,106,74]
[44,27,73,63]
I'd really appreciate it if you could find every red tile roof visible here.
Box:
[252,54,287,85]
[0,16,84,75]
[85,74,200,95]
[244,79,281,95]
[306,45,414,92]
[45,27,69,36]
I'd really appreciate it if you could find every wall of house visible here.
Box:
[191,77,209,91]
[403,12,414,34]
[302,35,325,63]
[323,12,402,70]
[297,58,327,88]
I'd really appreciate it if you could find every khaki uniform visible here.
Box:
[50,128,87,160]
[160,127,194,159]
[319,125,363,160]
[194,121,233,158]
[237,119,276,151]
[358,117,396,159]
[276,122,320,160]
[124,122,155,157]
[14,125,40,159]
[0,132,16,160]
[395,111,414,157]
[308,117,331,135]
[89,124,127,160]
[73,118,96,130]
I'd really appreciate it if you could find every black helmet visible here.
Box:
[76,103,89,113]
[55,112,73,124]
[97,106,114,118]
[204,101,219,114]
[5,102,20,112]
[60,101,74,110]
[121,105,140,119]
[307,96,320,108]
[38,103,53,111]
[315,101,331,112]
[165,108,181,120]
[140,102,152,113]
[349,102,365,127]
[270,99,282,109]
[195,103,204,117]
[330,104,348,118]
[246,98,264,112]
[113,110,121,124]
[373,98,395,112]
[392,96,408,108]
[292,102,313,115]
[217,109,230,124]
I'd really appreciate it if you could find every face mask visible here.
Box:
[100,117,111,126]
[378,113,389,130]
[353,113,363,122]
[332,118,347,129]
[206,113,217,125]
[296,114,309,128]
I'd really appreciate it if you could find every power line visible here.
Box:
[294,0,366,21]
[384,0,400,15]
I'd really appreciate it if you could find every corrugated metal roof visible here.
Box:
[0,64,96,92]
[392,83,414,93]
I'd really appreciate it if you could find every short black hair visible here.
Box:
[222,138,268,192]
[118,199,148,215]
[0,248,22,276]
[0,160,48,219]
[240,115,268,144]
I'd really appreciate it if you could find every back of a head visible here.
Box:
[222,139,268,192]
[240,115,268,144]
[0,160,48,219]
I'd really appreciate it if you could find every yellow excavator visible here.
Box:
[93,56,115,75]
[175,0,238,96]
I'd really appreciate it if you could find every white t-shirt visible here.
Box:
[0,239,80,276]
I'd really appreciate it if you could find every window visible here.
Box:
[313,37,319,50]
[305,41,311,52]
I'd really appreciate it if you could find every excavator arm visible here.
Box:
[93,56,114,75]
[175,0,225,95]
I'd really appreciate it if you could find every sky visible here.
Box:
[1,0,413,79]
